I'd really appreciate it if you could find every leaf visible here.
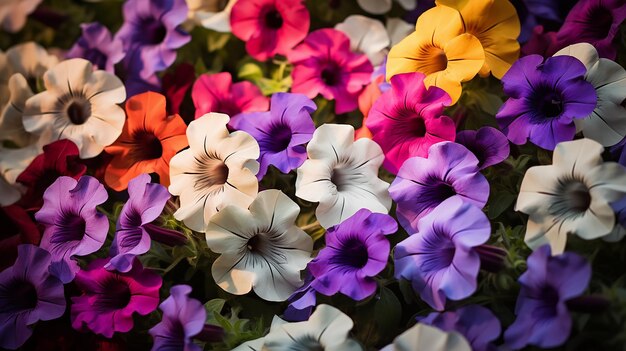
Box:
[488,191,517,219]
[238,62,264,82]
[207,31,231,52]
[374,286,402,337]
[205,298,226,326]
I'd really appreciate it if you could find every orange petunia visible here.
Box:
[104,92,188,191]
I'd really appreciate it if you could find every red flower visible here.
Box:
[0,205,40,270]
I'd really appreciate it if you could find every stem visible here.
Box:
[300,220,321,232]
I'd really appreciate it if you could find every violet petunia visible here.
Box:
[394,197,491,310]
[230,93,316,179]
[504,245,591,349]
[35,176,109,283]
[106,174,170,273]
[308,209,398,301]
[389,141,489,233]
[512,0,562,43]
[66,22,125,73]
[0,245,66,350]
[284,272,317,322]
[71,258,162,338]
[496,55,597,150]
[456,127,510,170]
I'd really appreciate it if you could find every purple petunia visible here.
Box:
[496,55,597,150]
[394,197,491,311]
[35,176,109,283]
[229,93,316,180]
[106,174,170,273]
[610,137,626,167]
[284,272,317,322]
[389,141,489,233]
[308,209,398,301]
[456,127,510,170]
[419,305,501,351]
[0,245,66,350]
[66,22,125,73]
[504,245,591,349]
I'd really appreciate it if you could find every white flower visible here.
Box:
[205,190,312,301]
[380,323,471,351]
[357,0,416,14]
[0,145,38,206]
[0,74,37,147]
[232,304,362,351]
[186,0,236,32]
[169,113,259,232]
[516,138,626,254]
[335,15,390,66]
[387,18,414,46]
[0,0,42,32]
[296,124,391,229]
[22,58,126,159]
[554,43,626,147]
[4,42,59,80]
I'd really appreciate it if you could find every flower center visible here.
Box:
[321,64,341,87]
[130,130,163,160]
[420,177,457,207]
[195,154,229,193]
[246,234,263,252]
[264,9,284,29]
[141,18,167,45]
[550,179,591,218]
[291,335,325,351]
[421,46,448,75]
[262,123,292,153]
[330,165,358,192]
[333,237,369,269]
[96,278,132,310]
[409,117,427,138]
[66,99,92,125]
[534,285,560,318]
[420,231,456,273]
[0,279,38,313]
[585,6,613,39]
[50,213,87,243]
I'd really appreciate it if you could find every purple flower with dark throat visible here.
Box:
[496,55,597,150]
[504,245,591,349]
[394,197,491,310]
[0,245,66,350]
[230,93,316,179]
[389,141,489,233]
[66,22,125,73]
[106,174,170,273]
[35,176,109,283]
[456,127,510,170]
[308,209,398,301]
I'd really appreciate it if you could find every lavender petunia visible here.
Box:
[394,197,491,310]
[0,245,66,350]
[229,93,316,180]
[35,176,109,283]
[66,22,125,73]
[389,141,489,233]
[308,209,398,301]
[456,127,510,170]
[504,245,591,349]
[284,272,317,322]
[106,174,170,273]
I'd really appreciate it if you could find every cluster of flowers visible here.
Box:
[1,0,626,350]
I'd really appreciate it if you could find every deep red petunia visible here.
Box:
[0,205,40,270]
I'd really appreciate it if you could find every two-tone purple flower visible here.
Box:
[455,127,510,170]
[66,22,125,73]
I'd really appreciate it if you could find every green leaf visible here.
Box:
[488,191,517,219]
[207,31,231,52]
[374,286,402,337]
[238,62,264,82]
[205,298,226,325]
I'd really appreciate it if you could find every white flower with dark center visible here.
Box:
[0,0,42,32]
[0,145,38,206]
[205,189,312,301]
[357,0,416,14]
[169,112,259,232]
[22,58,126,159]
[335,15,390,66]
[186,0,236,32]
[387,18,414,46]
[296,124,391,229]
[516,138,626,254]
[232,304,362,351]
[554,43,626,147]
[380,323,471,351]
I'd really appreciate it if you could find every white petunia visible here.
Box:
[554,43,626,146]
[357,0,416,14]
[186,0,236,32]
[0,145,38,206]
[4,42,59,81]
[380,323,471,351]
[516,138,626,254]
[387,18,414,46]
[232,304,362,351]
[22,58,126,159]
[169,112,259,232]
[0,0,42,32]
[205,190,312,301]
[335,15,390,66]
[0,74,37,147]
[296,124,391,229]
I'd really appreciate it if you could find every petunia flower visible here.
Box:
[0,0,41,32]
[23,58,126,159]
[169,113,260,232]
[0,146,37,206]
[496,55,597,150]
[186,0,236,32]
[380,323,471,351]
[296,124,391,229]
[230,0,310,61]
[514,0,562,43]
[605,196,626,243]
[66,22,125,73]
[16,139,86,211]
[554,43,626,147]
[232,304,362,351]
[308,209,397,301]
[455,126,510,170]
[366,72,456,174]
[35,176,109,283]
[288,29,373,114]
[104,91,188,191]
[394,197,491,310]
[191,72,269,119]
[0,74,37,148]
[115,0,191,79]
[71,258,162,338]
[419,305,502,351]
[504,245,591,349]
[106,174,170,273]
[205,190,313,301]
[0,205,40,270]
[162,63,195,117]
[229,92,316,179]
[357,0,416,14]
[516,138,626,254]
[335,15,390,66]
[0,245,65,350]
[389,141,489,233]
[283,272,317,322]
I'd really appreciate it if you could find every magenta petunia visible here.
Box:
[71,258,162,338]
[66,22,125,73]
[230,0,310,61]
[456,127,510,170]
[366,72,455,174]
[288,28,373,114]
[35,176,109,284]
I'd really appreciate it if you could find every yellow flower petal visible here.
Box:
[424,71,462,103]
[443,33,485,82]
